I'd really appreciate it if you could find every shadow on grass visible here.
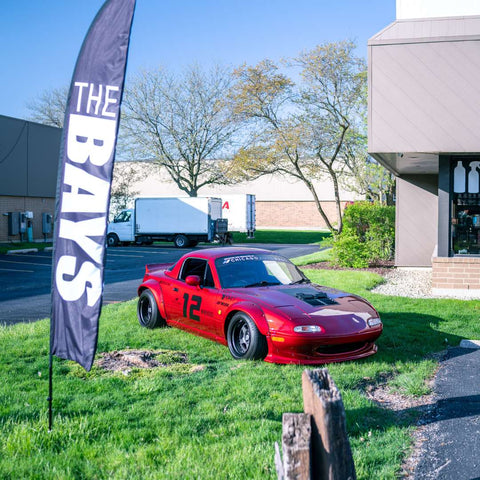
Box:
[345,311,469,437]
[374,311,464,362]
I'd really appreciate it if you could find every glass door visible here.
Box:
[451,159,480,255]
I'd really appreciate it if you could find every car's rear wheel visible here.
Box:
[227,312,267,360]
[137,289,166,329]
[174,234,190,248]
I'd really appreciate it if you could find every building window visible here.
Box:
[451,159,480,255]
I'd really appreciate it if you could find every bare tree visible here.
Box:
[121,64,240,197]
[26,86,68,128]
[26,85,149,212]
[109,161,154,217]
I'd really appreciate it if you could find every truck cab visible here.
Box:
[107,209,135,246]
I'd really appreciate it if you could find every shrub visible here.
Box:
[333,201,395,268]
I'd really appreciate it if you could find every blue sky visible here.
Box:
[1,0,395,120]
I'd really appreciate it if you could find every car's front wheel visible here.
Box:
[137,289,166,329]
[227,312,267,360]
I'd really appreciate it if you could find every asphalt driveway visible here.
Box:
[0,243,319,325]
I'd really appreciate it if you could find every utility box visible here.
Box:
[7,212,20,236]
[19,213,27,234]
[42,213,53,234]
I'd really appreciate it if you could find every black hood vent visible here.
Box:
[295,292,337,306]
[279,287,338,307]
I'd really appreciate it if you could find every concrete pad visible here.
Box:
[6,248,38,255]
[459,339,480,349]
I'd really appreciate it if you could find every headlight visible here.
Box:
[294,325,324,333]
[368,317,382,327]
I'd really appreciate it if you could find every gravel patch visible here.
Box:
[372,268,433,298]
[372,267,480,300]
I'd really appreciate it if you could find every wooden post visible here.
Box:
[302,369,356,480]
[279,413,312,480]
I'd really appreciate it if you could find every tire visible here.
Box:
[107,233,119,247]
[174,234,190,248]
[227,312,267,360]
[137,289,166,329]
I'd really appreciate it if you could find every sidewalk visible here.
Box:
[413,346,480,479]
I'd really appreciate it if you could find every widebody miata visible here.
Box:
[137,247,382,364]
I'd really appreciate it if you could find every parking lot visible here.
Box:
[0,243,319,325]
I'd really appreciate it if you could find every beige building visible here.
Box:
[125,161,361,230]
[369,0,480,296]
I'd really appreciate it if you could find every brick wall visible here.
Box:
[0,196,55,242]
[256,200,343,229]
[432,256,480,297]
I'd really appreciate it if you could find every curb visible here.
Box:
[459,339,480,349]
[6,248,39,255]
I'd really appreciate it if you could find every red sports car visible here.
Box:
[137,247,382,364]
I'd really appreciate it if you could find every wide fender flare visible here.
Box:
[225,301,269,337]
[138,280,167,320]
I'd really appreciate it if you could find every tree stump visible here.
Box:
[277,413,312,480]
[302,368,356,480]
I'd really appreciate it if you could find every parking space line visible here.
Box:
[6,253,51,257]
[109,249,171,254]
[0,260,51,267]
[0,268,35,273]
[105,254,145,258]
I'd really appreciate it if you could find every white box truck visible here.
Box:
[221,194,256,239]
[107,197,227,248]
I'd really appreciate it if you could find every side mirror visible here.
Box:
[185,275,201,287]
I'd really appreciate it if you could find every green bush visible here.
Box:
[333,202,395,268]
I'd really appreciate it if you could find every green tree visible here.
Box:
[231,41,370,234]
[341,130,396,205]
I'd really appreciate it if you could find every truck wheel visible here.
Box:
[107,233,119,247]
[174,234,190,248]
[137,290,166,329]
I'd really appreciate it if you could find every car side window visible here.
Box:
[180,259,215,288]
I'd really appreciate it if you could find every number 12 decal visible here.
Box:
[183,293,202,321]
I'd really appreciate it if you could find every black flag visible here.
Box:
[50,0,136,371]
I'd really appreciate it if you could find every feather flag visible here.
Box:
[50,0,136,372]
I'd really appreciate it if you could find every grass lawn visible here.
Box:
[0,242,52,254]
[232,229,331,245]
[1,269,479,479]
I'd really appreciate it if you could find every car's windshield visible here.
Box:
[215,253,308,288]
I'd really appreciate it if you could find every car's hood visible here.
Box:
[228,283,348,308]
[227,284,379,335]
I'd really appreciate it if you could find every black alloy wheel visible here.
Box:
[227,312,267,360]
[137,289,166,329]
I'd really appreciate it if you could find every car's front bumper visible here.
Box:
[264,329,381,364]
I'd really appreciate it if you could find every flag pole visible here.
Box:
[48,351,53,431]
[48,0,136,430]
